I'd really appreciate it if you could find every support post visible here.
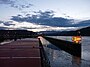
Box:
[72,56,81,67]
[72,31,81,67]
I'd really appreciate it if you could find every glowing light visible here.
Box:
[72,36,81,43]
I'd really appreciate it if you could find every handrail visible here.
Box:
[38,38,51,67]
[42,36,81,57]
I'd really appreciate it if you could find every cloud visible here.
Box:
[0,0,15,4]
[34,10,55,19]
[0,20,51,31]
[0,21,15,26]
[0,20,81,32]
[73,20,90,27]
[1,9,89,32]
[10,12,90,28]
[62,13,71,18]
[0,0,33,10]
[10,10,72,27]
[10,3,33,10]
[10,10,55,22]
[3,21,15,26]
[11,10,55,22]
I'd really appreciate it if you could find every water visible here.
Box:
[40,36,90,67]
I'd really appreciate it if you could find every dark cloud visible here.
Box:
[62,13,71,18]
[0,27,7,30]
[0,0,15,4]
[0,0,33,10]
[10,10,90,27]
[73,20,90,27]
[3,21,15,26]
[10,3,33,10]
[0,21,15,26]
[0,21,4,23]
[11,10,55,22]
[10,10,73,27]
[11,16,25,22]
[33,10,54,19]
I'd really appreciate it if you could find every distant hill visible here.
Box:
[41,26,90,36]
[76,26,90,36]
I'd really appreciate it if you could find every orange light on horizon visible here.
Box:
[72,36,81,43]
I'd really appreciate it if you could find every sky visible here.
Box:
[30,0,90,19]
[0,0,90,20]
[0,0,90,32]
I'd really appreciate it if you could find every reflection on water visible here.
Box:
[40,36,90,67]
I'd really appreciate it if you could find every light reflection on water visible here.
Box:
[40,36,90,67]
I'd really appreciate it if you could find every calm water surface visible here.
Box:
[40,36,90,67]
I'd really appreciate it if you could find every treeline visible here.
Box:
[0,30,37,42]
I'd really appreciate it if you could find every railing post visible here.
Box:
[72,55,81,67]
[72,31,81,67]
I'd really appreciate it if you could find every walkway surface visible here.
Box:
[0,38,41,67]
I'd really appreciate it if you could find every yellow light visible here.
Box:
[72,36,81,43]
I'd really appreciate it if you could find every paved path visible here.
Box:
[0,38,41,67]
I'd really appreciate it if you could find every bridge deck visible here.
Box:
[0,39,41,67]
